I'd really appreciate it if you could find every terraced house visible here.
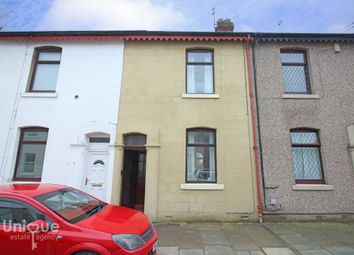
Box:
[2,29,353,223]
[253,33,354,220]
[0,28,261,222]
[112,30,260,221]
[0,32,125,202]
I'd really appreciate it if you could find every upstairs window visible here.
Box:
[29,47,62,92]
[281,50,310,94]
[13,127,48,181]
[186,50,214,94]
[186,129,216,183]
[290,129,324,184]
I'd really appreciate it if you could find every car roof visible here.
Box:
[0,183,68,198]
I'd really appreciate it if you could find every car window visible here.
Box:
[35,188,103,223]
[0,199,46,226]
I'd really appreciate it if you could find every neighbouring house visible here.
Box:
[0,30,261,221]
[0,32,125,202]
[3,29,352,223]
[111,31,260,221]
[253,33,354,220]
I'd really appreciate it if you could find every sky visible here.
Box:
[0,0,353,33]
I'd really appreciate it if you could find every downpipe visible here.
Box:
[245,36,263,224]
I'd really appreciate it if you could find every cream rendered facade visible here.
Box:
[112,40,259,221]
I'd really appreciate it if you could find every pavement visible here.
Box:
[155,222,354,255]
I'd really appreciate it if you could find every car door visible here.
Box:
[0,198,58,255]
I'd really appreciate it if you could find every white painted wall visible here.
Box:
[0,40,124,202]
[0,43,28,184]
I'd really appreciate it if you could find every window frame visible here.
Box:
[290,128,325,184]
[13,127,49,182]
[185,49,215,94]
[28,46,62,93]
[281,50,311,94]
[185,128,217,183]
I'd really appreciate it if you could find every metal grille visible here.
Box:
[141,225,154,242]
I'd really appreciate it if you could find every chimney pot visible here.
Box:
[215,18,234,32]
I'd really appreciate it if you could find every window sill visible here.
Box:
[182,94,220,99]
[10,181,41,184]
[180,183,224,190]
[282,94,319,99]
[292,184,333,191]
[21,92,58,98]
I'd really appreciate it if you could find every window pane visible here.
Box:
[32,64,59,91]
[15,144,46,179]
[0,201,41,226]
[23,153,36,173]
[291,132,318,144]
[124,135,146,146]
[187,65,213,93]
[282,66,308,93]
[281,52,305,63]
[187,147,215,182]
[89,137,110,143]
[36,189,99,223]
[38,51,61,61]
[23,130,48,142]
[292,147,322,180]
[187,52,212,63]
[188,131,214,144]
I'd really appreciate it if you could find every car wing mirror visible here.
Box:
[26,220,50,233]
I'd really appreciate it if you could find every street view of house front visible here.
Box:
[0,20,354,254]
[254,33,354,220]
[0,34,125,202]
[112,31,259,222]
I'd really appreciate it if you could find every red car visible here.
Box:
[0,184,158,255]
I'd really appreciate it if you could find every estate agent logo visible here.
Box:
[3,220,60,250]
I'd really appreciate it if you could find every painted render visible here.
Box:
[0,40,124,202]
[254,42,354,217]
[112,40,259,221]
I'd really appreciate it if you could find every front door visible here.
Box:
[121,150,146,211]
[84,151,109,201]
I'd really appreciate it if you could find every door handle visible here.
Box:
[85,178,89,185]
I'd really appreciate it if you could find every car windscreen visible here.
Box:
[35,188,105,224]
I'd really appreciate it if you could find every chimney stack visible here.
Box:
[215,18,234,32]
